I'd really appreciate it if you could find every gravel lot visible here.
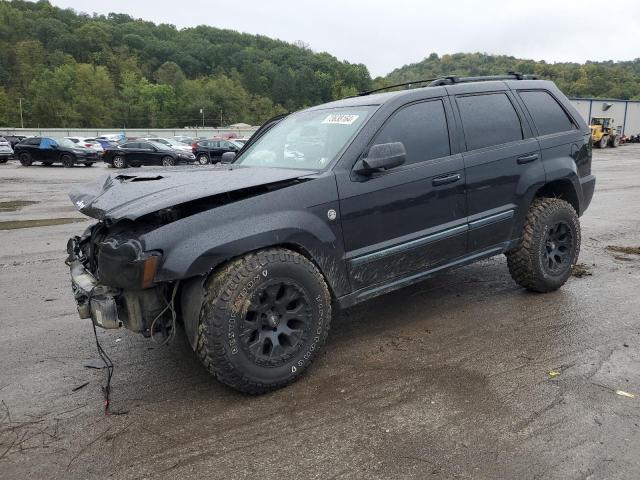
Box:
[1,149,639,480]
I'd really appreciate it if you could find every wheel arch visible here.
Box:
[535,178,580,214]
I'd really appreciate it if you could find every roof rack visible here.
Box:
[356,72,538,96]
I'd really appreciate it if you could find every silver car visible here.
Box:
[0,137,13,163]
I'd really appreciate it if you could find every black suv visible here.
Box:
[15,137,99,167]
[192,138,240,164]
[67,74,595,394]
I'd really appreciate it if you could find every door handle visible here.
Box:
[432,173,461,186]
[517,153,539,164]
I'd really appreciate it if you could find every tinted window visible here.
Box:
[139,142,154,150]
[372,100,450,166]
[25,137,41,145]
[457,93,523,150]
[121,142,136,148]
[209,141,220,148]
[519,90,575,136]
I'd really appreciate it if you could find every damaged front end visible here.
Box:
[66,223,174,338]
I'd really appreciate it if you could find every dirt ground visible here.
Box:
[1,147,639,480]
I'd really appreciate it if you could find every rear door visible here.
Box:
[337,98,468,291]
[452,91,543,252]
[514,89,583,178]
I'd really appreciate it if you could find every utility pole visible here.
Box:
[200,108,204,128]
[18,97,24,129]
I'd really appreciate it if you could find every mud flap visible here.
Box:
[180,276,206,351]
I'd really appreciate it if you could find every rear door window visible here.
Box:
[518,90,576,136]
[456,93,523,150]
[372,99,450,166]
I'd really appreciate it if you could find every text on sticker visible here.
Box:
[322,114,359,125]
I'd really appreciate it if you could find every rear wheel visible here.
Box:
[197,154,210,165]
[112,156,127,168]
[19,153,32,166]
[161,156,175,166]
[506,197,580,293]
[196,248,332,394]
[61,154,74,168]
[598,136,608,148]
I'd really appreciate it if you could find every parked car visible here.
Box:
[0,137,13,163]
[84,137,119,149]
[15,137,99,167]
[172,135,196,145]
[103,140,195,168]
[191,138,240,164]
[65,137,104,152]
[139,137,193,153]
[68,74,595,394]
[1,134,27,148]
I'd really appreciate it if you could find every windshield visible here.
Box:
[234,107,374,170]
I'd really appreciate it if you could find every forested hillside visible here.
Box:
[1,2,640,129]
[0,1,371,128]
[380,53,640,100]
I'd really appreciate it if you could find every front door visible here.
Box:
[336,98,468,292]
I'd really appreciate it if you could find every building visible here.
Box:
[570,98,640,136]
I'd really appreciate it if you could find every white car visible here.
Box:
[65,137,104,152]
[0,137,13,163]
[140,137,193,153]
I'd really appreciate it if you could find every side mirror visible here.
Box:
[221,151,236,163]
[354,142,406,175]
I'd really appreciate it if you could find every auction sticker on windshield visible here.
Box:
[322,113,359,125]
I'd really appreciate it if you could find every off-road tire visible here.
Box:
[196,248,332,394]
[609,135,620,148]
[161,156,175,166]
[61,154,74,168]
[197,153,210,165]
[506,197,580,293]
[112,156,126,168]
[19,153,32,166]
[598,136,608,148]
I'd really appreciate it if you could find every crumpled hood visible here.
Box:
[69,165,315,221]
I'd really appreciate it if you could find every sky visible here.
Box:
[51,0,640,77]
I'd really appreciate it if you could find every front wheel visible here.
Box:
[598,136,608,148]
[196,248,332,394]
[112,156,127,168]
[506,198,580,293]
[19,153,32,166]
[161,156,175,166]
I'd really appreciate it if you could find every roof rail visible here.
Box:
[355,72,538,97]
[428,72,538,86]
[357,78,440,97]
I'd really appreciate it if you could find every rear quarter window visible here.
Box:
[518,90,576,136]
[456,93,523,151]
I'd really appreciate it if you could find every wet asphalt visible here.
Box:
[0,148,639,480]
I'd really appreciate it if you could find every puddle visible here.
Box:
[0,218,86,230]
[571,263,593,278]
[606,245,640,256]
[0,200,39,212]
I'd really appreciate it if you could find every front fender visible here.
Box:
[141,176,351,297]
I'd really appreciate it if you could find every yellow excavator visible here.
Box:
[590,117,620,148]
